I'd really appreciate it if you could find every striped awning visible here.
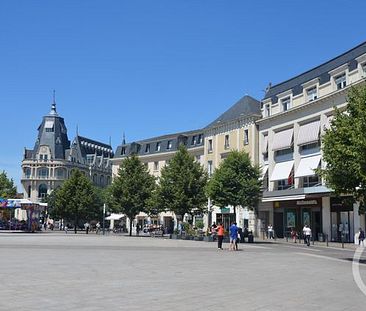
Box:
[297,120,320,146]
[272,128,293,151]
[270,160,294,181]
[295,155,321,178]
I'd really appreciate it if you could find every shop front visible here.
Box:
[330,197,354,242]
[273,199,322,239]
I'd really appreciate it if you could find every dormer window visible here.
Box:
[198,134,203,144]
[191,136,197,145]
[156,142,161,151]
[145,144,150,153]
[362,63,366,76]
[335,73,346,90]
[44,120,54,132]
[306,87,317,102]
[265,104,270,117]
[167,140,172,150]
[121,147,126,155]
[281,97,291,112]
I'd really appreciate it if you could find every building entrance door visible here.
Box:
[274,212,284,238]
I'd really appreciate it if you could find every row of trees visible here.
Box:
[46,146,262,235]
[109,146,262,235]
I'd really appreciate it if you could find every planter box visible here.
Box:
[204,236,214,242]
[194,236,204,241]
[171,234,178,239]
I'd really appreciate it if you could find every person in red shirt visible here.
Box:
[216,223,224,250]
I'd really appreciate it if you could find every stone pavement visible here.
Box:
[0,232,365,311]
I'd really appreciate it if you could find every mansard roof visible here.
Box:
[205,95,261,129]
[75,135,114,158]
[264,41,366,101]
[32,104,70,160]
[115,129,204,158]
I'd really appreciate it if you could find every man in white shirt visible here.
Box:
[303,225,312,246]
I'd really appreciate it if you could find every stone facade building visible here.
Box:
[21,100,113,202]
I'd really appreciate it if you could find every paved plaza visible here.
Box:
[0,232,365,311]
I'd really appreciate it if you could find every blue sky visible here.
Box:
[1,0,365,190]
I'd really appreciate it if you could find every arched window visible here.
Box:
[24,167,31,178]
[37,167,49,178]
[38,184,47,198]
[100,175,104,185]
[55,168,66,179]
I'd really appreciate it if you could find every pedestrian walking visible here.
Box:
[64,225,68,234]
[291,228,298,243]
[229,222,238,251]
[268,224,274,239]
[84,222,90,234]
[216,223,224,250]
[358,227,365,246]
[303,225,311,246]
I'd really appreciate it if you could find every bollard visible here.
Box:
[326,234,329,247]
[312,235,314,245]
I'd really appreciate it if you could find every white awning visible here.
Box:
[272,128,293,151]
[297,120,320,146]
[295,155,321,178]
[44,120,54,129]
[262,195,306,202]
[105,213,125,220]
[261,165,269,178]
[270,160,294,181]
[262,135,268,154]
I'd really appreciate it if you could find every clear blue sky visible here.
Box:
[1,0,365,191]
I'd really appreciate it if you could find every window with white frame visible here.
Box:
[145,144,150,153]
[224,135,230,149]
[208,139,213,153]
[244,129,249,145]
[335,73,346,90]
[167,140,172,150]
[306,87,317,101]
[86,155,94,164]
[362,63,366,76]
[281,97,291,112]
[191,136,197,145]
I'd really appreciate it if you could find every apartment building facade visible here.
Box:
[21,101,114,202]
[257,41,366,241]
[204,95,261,231]
[111,129,205,232]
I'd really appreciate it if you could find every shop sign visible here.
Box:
[296,200,318,206]
[221,207,230,214]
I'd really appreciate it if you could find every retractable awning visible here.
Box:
[262,135,268,154]
[297,121,320,146]
[272,128,293,151]
[261,165,269,178]
[270,160,294,181]
[295,155,321,178]
[105,213,125,220]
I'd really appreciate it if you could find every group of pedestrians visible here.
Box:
[213,222,241,251]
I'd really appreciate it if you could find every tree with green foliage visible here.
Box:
[0,171,17,198]
[109,155,156,236]
[206,150,261,218]
[52,169,98,233]
[157,144,208,222]
[320,85,366,214]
